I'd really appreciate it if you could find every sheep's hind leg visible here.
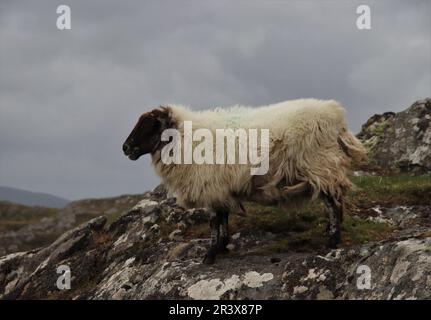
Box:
[322,194,342,249]
[282,181,308,195]
[202,209,221,264]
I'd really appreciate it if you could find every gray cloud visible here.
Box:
[0,0,430,199]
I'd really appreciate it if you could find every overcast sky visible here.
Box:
[0,0,430,200]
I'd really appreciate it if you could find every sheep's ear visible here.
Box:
[151,106,171,130]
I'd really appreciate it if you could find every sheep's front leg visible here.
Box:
[202,209,221,264]
[322,194,342,249]
[218,209,230,252]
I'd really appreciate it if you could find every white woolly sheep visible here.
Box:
[123,99,367,264]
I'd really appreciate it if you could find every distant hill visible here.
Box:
[0,186,69,208]
[0,190,149,256]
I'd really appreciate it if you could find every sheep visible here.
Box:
[122,99,367,264]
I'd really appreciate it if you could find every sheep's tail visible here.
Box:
[337,127,367,164]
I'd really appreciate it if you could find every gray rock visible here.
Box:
[358,98,431,173]
[1,192,430,300]
[168,229,183,241]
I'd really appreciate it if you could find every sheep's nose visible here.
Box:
[123,143,130,154]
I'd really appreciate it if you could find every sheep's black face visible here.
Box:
[122,108,170,160]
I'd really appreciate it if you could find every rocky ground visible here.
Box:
[1,181,430,300]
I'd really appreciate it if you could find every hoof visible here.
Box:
[202,247,217,264]
[219,237,229,248]
[328,231,341,249]
[218,246,230,254]
[202,253,216,265]
[325,223,330,235]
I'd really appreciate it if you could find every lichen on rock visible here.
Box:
[358,98,431,174]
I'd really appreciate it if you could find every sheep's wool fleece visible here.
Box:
[152,99,366,209]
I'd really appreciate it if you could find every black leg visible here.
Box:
[202,209,221,264]
[322,194,342,249]
[218,209,230,252]
[202,208,230,264]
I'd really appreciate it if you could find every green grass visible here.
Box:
[342,215,391,244]
[182,174,430,254]
[236,200,392,254]
[350,174,431,205]
[221,174,431,253]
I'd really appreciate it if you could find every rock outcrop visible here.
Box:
[358,98,431,173]
[1,185,430,300]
